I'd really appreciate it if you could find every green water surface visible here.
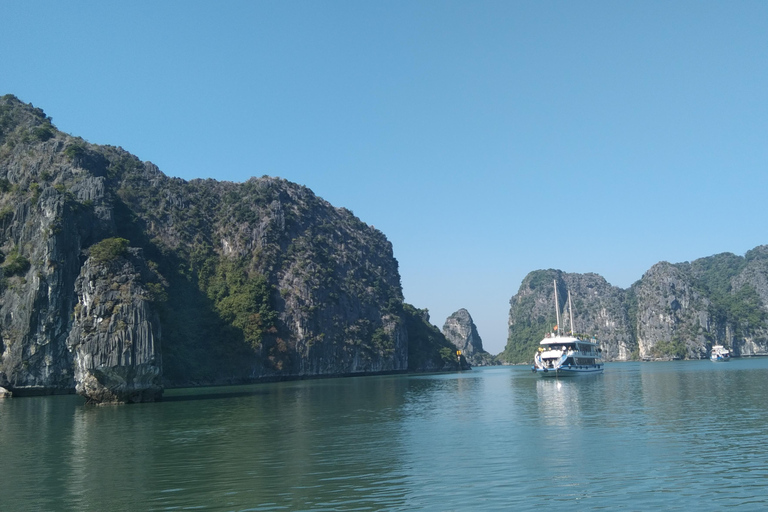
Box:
[2,359,767,511]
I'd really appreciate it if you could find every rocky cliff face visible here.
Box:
[727,246,768,356]
[632,262,711,359]
[504,249,768,363]
[0,102,111,394]
[442,309,494,366]
[0,94,425,401]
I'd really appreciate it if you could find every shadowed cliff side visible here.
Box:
[404,304,469,372]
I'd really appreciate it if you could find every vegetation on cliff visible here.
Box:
[501,270,563,364]
[684,252,767,341]
[89,237,129,264]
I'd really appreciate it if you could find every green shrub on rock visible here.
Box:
[3,252,30,276]
[90,237,129,264]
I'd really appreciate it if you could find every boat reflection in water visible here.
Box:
[534,378,574,428]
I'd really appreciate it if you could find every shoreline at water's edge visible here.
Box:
[5,367,476,398]
[4,386,77,398]
[17,356,767,398]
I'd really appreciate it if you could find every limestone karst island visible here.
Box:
[2,95,768,403]
[0,95,477,403]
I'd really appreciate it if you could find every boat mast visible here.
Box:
[568,290,575,335]
[554,280,561,337]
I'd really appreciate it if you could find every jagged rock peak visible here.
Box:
[443,309,482,353]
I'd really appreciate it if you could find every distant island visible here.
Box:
[502,253,768,364]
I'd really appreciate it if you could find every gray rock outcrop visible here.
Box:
[442,309,493,366]
[633,262,710,359]
[66,248,163,403]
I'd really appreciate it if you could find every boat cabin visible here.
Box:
[537,335,601,367]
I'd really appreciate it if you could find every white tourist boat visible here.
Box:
[710,345,731,362]
[532,281,603,376]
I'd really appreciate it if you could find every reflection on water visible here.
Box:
[534,378,587,428]
[2,361,768,510]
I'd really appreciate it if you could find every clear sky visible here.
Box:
[2,1,767,354]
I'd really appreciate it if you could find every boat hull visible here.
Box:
[532,364,604,377]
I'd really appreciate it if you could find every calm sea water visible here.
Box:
[2,359,768,511]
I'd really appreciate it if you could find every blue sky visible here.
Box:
[2,1,767,354]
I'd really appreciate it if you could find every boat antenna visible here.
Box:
[554,280,561,337]
[568,290,575,336]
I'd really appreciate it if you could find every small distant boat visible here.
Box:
[532,280,603,377]
[710,345,731,362]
